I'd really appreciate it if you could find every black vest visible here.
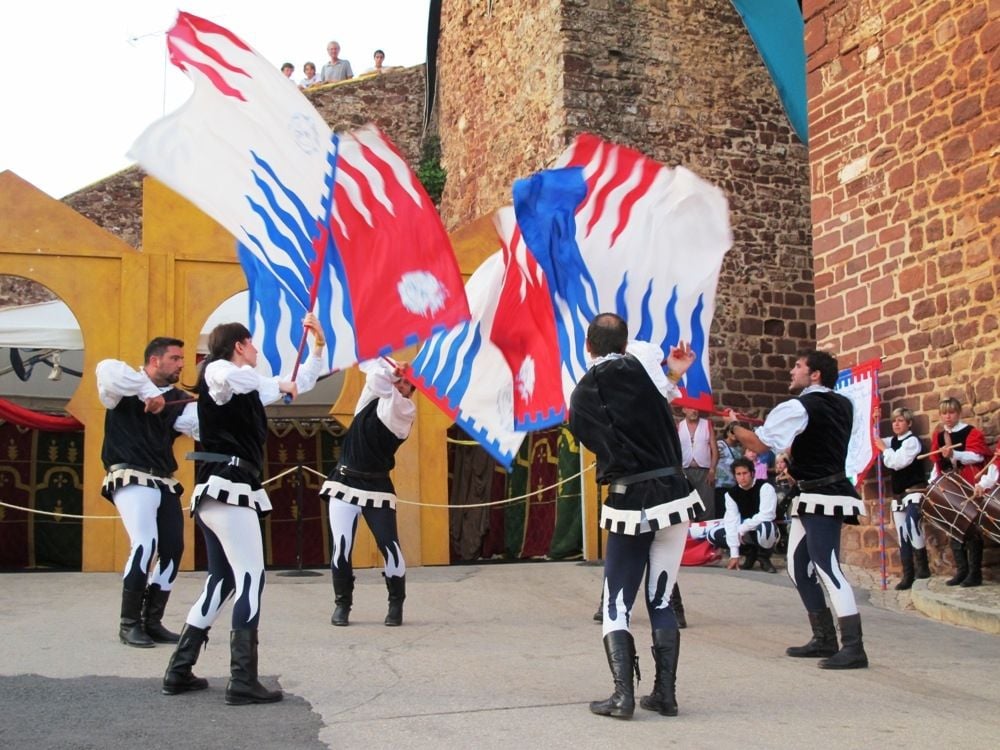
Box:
[934,425,973,473]
[196,381,267,473]
[101,387,189,474]
[335,398,405,494]
[889,434,925,494]
[728,480,765,520]
[789,390,859,498]
[568,354,690,510]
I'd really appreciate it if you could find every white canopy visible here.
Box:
[0,294,249,353]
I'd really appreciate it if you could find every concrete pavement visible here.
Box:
[1,561,998,749]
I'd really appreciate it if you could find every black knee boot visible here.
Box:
[162,624,210,695]
[590,630,637,719]
[739,544,758,570]
[225,629,283,705]
[384,575,406,626]
[818,614,868,670]
[639,629,679,716]
[960,535,983,588]
[946,540,968,586]
[593,591,603,622]
[119,587,154,648]
[895,553,915,590]
[331,576,354,626]
[913,548,931,579]
[757,546,777,574]
[669,583,686,629]
[143,584,180,643]
[786,608,838,658]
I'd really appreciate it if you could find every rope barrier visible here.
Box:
[0,462,596,518]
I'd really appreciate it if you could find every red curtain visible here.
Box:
[0,397,83,432]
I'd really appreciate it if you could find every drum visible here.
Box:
[977,486,1000,545]
[921,472,979,541]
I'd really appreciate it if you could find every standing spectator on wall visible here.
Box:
[364,49,387,74]
[678,408,717,520]
[320,41,353,82]
[299,61,320,89]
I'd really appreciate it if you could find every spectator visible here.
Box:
[299,61,320,89]
[773,451,795,553]
[280,62,294,79]
[714,422,743,520]
[320,41,353,82]
[691,458,778,573]
[364,49,387,74]
[677,408,718,520]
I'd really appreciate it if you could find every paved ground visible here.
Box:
[1,561,998,750]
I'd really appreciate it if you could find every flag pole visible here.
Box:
[872,394,888,591]
[283,221,329,404]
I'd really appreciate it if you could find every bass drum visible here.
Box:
[921,472,978,542]
[977,486,1000,545]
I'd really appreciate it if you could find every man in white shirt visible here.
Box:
[677,408,718,520]
[320,40,353,83]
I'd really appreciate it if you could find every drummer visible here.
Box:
[873,407,928,590]
[972,445,1000,498]
[929,398,988,588]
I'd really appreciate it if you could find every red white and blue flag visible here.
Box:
[517,134,733,410]
[128,12,467,376]
[409,207,565,468]
[835,358,882,483]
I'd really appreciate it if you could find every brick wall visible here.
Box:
[438,0,815,413]
[806,0,998,572]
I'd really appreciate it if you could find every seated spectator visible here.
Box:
[714,422,743,520]
[321,41,354,82]
[281,62,295,79]
[773,452,795,553]
[299,61,320,89]
[690,458,779,573]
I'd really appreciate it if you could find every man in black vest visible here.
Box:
[693,458,779,573]
[727,350,868,670]
[97,337,198,648]
[873,407,928,590]
[569,313,703,719]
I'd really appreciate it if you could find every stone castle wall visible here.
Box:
[437,0,815,414]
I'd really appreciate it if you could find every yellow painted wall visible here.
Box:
[1,171,524,571]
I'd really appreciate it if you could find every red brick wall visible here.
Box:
[806,0,999,572]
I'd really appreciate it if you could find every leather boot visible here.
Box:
[895,554,915,591]
[143,584,180,643]
[757,547,777,574]
[960,535,983,588]
[818,614,868,669]
[913,548,931,579]
[786,608,838,658]
[119,587,154,648]
[225,629,283,705]
[330,576,354,626]
[668,583,686,629]
[639,628,679,716]
[593,592,603,622]
[162,624,210,695]
[590,630,637,719]
[945,540,968,586]
[384,575,406,626]
[739,544,758,570]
